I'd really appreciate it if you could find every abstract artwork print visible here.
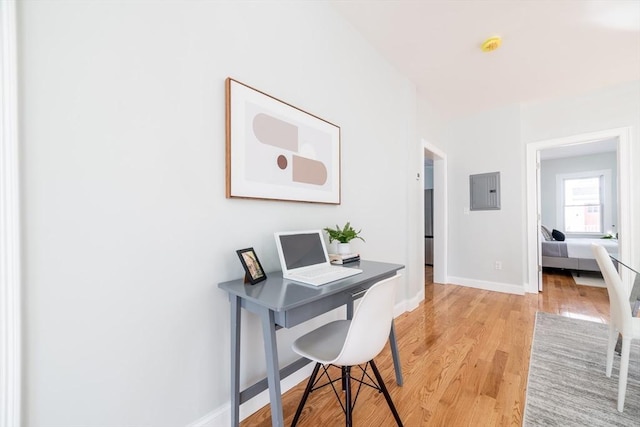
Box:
[226,78,341,204]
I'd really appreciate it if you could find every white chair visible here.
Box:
[290,274,403,426]
[592,243,640,412]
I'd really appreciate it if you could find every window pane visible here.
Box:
[564,177,600,205]
[564,205,601,232]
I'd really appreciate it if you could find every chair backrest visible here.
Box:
[333,274,400,366]
[592,244,632,335]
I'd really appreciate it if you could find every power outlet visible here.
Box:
[494,261,502,270]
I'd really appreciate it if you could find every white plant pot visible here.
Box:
[337,243,351,255]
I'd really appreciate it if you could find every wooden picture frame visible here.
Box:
[225,77,341,204]
[236,247,267,285]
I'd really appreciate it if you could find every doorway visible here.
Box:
[424,158,434,267]
[525,127,632,294]
[423,140,447,287]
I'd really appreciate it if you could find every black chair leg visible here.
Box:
[341,366,347,391]
[369,360,403,427]
[344,366,352,427]
[291,362,321,427]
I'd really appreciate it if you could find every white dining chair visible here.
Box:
[290,274,403,426]
[592,243,640,412]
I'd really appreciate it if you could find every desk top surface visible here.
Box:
[218,260,404,312]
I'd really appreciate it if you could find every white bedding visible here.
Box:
[565,238,618,259]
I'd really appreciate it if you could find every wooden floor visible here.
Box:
[242,268,610,426]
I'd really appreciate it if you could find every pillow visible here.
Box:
[540,225,553,241]
[552,229,565,241]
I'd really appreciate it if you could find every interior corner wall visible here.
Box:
[444,105,525,294]
[417,95,446,148]
[18,1,417,425]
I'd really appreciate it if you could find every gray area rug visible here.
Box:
[524,312,640,426]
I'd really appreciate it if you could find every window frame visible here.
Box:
[555,169,612,236]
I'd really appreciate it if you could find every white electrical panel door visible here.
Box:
[470,172,500,210]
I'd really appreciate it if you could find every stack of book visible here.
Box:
[329,253,360,265]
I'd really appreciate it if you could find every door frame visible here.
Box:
[423,140,448,286]
[525,127,632,293]
[1,1,22,426]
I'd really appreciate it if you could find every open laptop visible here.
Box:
[274,230,362,286]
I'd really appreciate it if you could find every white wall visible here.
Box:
[417,95,446,147]
[18,1,420,425]
[540,152,618,233]
[444,105,525,294]
[441,80,639,295]
[522,81,640,270]
[19,0,639,423]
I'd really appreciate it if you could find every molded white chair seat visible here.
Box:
[592,243,640,412]
[292,320,351,363]
[290,274,403,427]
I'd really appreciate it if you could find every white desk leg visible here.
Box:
[389,320,403,386]
[260,308,284,427]
[230,296,241,427]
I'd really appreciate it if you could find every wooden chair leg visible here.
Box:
[369,360,403,427]
[291,363,321,426]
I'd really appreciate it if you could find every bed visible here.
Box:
[541,237,618,272]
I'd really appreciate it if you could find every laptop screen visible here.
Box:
[275,231,329,271]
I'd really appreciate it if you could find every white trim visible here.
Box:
[555,169,612,235]
[617,128,633,291]
[401,290,423,313]
[0,1,21,427]
[185,363,315,427]
[447,276,525,296]
[423,139,446,160]
[525,127,634,294]
[526,144,538,293]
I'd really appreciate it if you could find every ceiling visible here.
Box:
[331,0,640,119]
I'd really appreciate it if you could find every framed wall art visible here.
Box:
[225,78,341,204]
[236,247,267,285]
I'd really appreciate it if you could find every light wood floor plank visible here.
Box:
[241,268,609,426]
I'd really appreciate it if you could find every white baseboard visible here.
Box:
[447,276,525,295]
[188,300,414,427]
[400,290,423,313]
[187,362,315,427]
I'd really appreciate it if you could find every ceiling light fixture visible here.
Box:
[481,36,501,52]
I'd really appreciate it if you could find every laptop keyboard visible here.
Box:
[291,265,362,285]
[296,265,348,279]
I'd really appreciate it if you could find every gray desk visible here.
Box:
[218,260,405,427]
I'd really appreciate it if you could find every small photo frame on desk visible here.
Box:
[236,248,267,285]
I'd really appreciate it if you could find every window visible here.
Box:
[562,175,603,233]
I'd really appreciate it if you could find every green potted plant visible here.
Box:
[323,222,365,254]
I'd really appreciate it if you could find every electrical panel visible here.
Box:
[470,172,500,211]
